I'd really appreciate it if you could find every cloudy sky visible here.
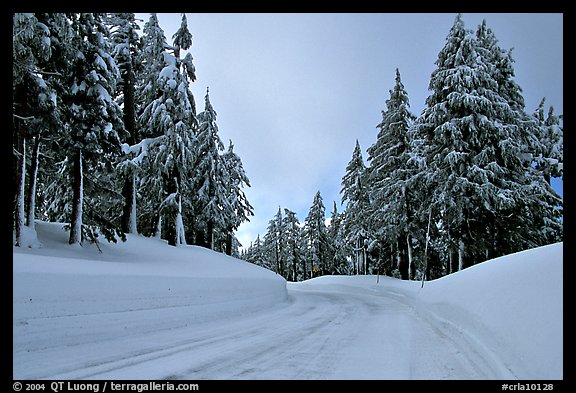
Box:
[135,13,563,249]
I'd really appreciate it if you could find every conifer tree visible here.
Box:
[107,13,142,235]
[192,88,228,249]
[366,68,417,280]
[283,208,304,281]
[264,207,285,277]
[137,13,197,246]
[13,13,56,245]
[303,191,329,276]
[221,140,254,255]
[327,201,349,275]
[340,140,370,274]
[42,13,125,246]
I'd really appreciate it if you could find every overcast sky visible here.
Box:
[135,13,563,249]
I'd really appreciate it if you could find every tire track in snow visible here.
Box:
[15,282,511,380]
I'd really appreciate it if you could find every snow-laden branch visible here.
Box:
[121,136,164,165]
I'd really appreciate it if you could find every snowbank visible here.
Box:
[13,221,287,327]
[418,243,563,380]
[301,242,563,380]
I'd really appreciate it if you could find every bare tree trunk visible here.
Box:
[26,136,40,229]
[69,150,83,245]
[207,220,214,250]
[406,234,413,280]
[458,240,465,271]
[14,135,26,246]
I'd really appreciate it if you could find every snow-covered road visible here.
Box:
[14,279,513,380]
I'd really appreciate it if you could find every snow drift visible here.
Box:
[419,242,563,380]
[303,242,563,379]
[13,221,287,378]
[13,221,562,380]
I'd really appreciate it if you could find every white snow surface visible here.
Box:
[13,221,562,380]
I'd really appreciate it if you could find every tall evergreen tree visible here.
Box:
[327,201,349,275]
[282,208,304,281]
[137,13,197,246]
[366,68,417,280]
[221,140,254,255]
[106,13,142,235]
[42,13,125,246]
[340,140,370,274]
[13,13,57,245]
[411,14,560,273]
[303,191,329,276]
[192,88,228,249]
[264,207,285,277]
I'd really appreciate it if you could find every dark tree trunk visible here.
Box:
[121,170,136,233]
[120,62,138,234]
[225,229,233,256]
[398,237,409,280]
[449,245,458,274]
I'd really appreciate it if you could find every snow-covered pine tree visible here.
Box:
[366,68,417,280]
[412,14,545,271]
[327,201,350,275]
[264,207,285,277]
[340,140,370,275]
[137,13,197,246]
[40,13,124,246]
[243,234,272,270]
[106,13,142,235]
[303,191,329,277]
[282,208,304,281]
[13,13,56,245]
[520,99,563,246]
[191,88,229,250]
[532,98,563,186]
[221,140,254,255]
[474,19,562,257]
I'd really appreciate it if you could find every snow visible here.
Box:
[13,222,562,380]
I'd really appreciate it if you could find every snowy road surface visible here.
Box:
[13,278,513,380]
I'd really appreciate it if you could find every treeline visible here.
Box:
[13,13,253,255]
[242,15,562,281]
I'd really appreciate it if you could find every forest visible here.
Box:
[240,15,563,282]
[13,13,253,255]
[13,14,562,281]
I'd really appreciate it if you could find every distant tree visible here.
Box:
[327,201,350,275]
[264,207,285,277]
[303,191,330,276]
[282,208,304,281]
[340,140,370,274]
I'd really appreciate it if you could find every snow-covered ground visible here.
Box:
[13,221,562,380]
